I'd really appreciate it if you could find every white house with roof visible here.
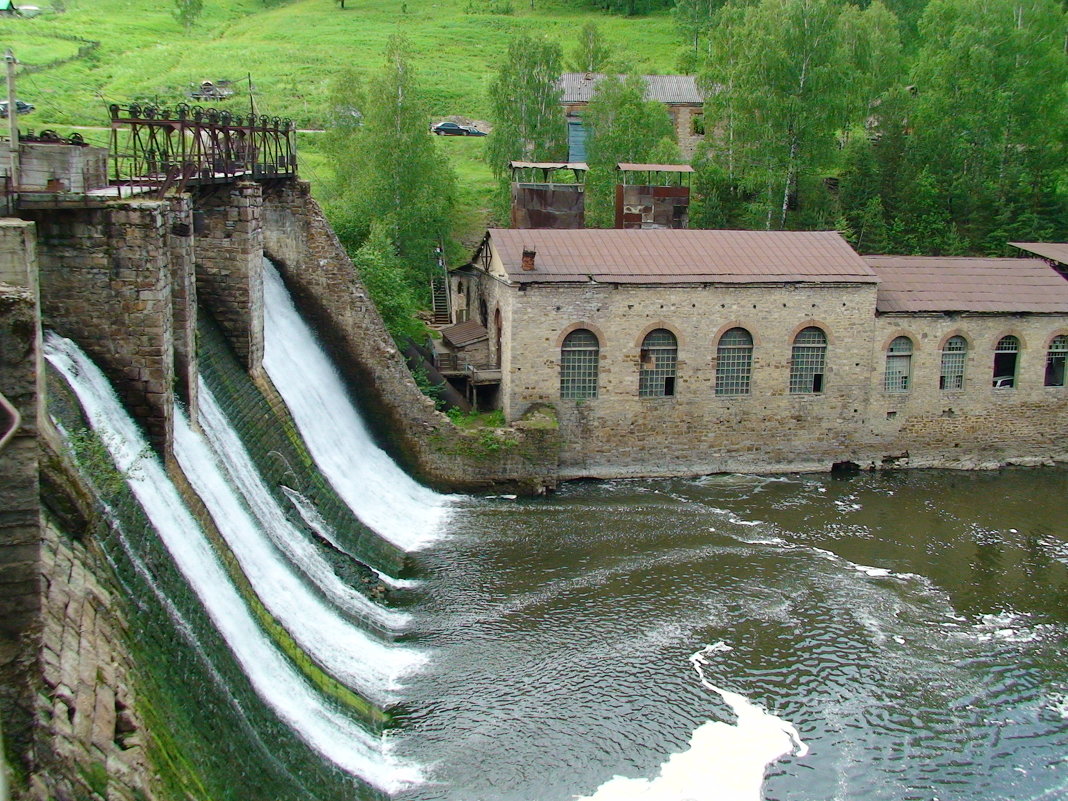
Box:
[450,229,1068,477]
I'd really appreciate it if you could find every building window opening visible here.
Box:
[940,336,967,390]
[639,328,678,397]
[715,327,753,396]
[789,327,826,394]
[1045,335,1067,387]
[560,329,600,399]
[884,336,913,393]
[993,335,1019,388]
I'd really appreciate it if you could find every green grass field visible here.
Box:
[2,0,684,238]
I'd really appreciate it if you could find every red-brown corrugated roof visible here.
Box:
[866,255,1068,313]
[441,320,489,348]
[617,163,695,173]
[1010,242,1068,265]
[488,229,878,284]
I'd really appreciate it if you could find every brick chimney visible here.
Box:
[521,247,536,271]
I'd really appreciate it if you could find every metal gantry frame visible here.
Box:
[108,103,297,196]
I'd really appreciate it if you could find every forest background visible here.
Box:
[2,0,1066,337]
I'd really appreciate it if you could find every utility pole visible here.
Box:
[5,49,19,193]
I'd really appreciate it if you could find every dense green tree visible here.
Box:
[672,0,725,54]
[569,22,614,73]
[173,0,203,30]
[582,74,678,226]
[323,36,455,301]
[352,221,425,342]
[906,0,1068,249]
[486,34,568,178]
[701,0,904,229]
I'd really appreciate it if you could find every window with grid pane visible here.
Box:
[993,336,1019,388]
[560,329,600,399]
[1045,335,1067,387]
[884,336,913,393]
[638,329,678,397]
[940,336,967,390]
[715,328,753,396]
[789,327,826,394]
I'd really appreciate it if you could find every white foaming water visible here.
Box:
[197,384,412,630]
[44,334,421,793]
[262,259,449,551]
[575,643,806,801]
[180,387,421,696]
[282,487,420,590]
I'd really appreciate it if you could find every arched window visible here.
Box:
[638,329,678,397]
[940,336,967,390]
[1045,335,1067,387]
[993,336,1019,388]
[884,336,913,393]
[789,327,826,394]
[560,329,599,399]
[715,328,753,396]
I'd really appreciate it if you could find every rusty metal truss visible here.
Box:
[108,103,297,197]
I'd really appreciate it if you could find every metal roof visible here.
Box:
[487,229,878,284]
[509,161,589,171]
[865,255,1068,313]
[559,73,704,105]
[617,163,695,173]
[441,320,489,348]
[1010,242,1068,265]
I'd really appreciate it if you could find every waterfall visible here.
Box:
[175,385,424,700]
[44,334,422,794]
[262,258,450,552]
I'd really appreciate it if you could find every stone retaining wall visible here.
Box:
[20,202,177,459]
[261,180,559,492]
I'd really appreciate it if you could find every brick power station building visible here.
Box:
[445,229,1068,478]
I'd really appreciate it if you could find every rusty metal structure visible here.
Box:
[509,161,587,230]
[108,102,297,196]
[614,163,693,230]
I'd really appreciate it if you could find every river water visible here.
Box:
[44,261,1068,801]
[396,469,1068,801]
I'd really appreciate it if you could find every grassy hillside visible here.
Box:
[2,0,684,239]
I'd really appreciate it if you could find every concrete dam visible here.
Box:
[0,165,555,800]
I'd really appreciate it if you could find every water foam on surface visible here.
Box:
[575,643,806,801]
[45,334,422,793]
[262,258,450,552]
[177,386,424,698]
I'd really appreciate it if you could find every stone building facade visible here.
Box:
[454,229,1068,478]
[559,73,705,160]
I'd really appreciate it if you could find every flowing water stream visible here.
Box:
[42,261,1068,801]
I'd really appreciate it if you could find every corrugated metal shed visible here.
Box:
[617,163,695,173]
[1010,242,1068,266]
[441,320,489,348]
[559,73,704,105]
[866,255,1068,313]
[487,229,877,284]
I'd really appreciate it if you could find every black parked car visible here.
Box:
[431,121,486,136]
[0,100,34,118]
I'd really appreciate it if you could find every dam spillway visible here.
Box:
[32,260,1068,801]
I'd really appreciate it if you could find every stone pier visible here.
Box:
[193,182,264,373]
[21,202,178,459]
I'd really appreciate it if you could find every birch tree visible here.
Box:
[325,36,455,295]
[702,0,902,229]
[486,34,568,177]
